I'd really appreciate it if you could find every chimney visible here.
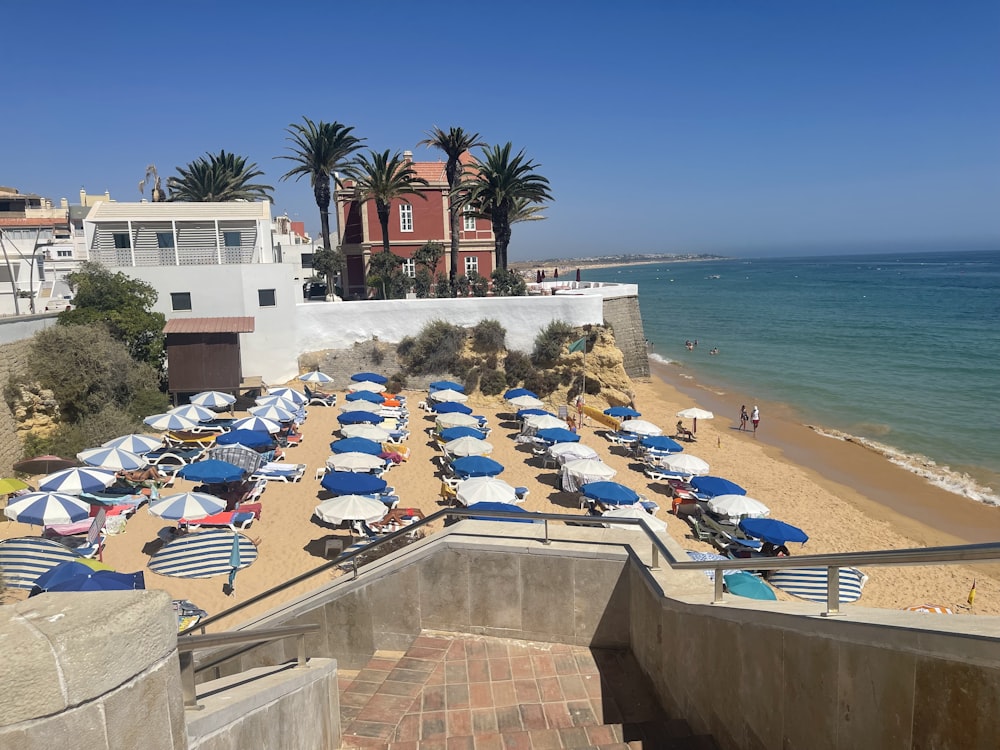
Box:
[80,188,86,204]
[403,150,413,162]
[60,198,68,209]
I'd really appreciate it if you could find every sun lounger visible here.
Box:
[250,462,305,482]
[190,418,237,433]
[304,385,337,407]
[179,509,255,531]
[165,430,218,447]
[146,446,206,467]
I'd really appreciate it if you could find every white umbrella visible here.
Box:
[508,395,544,409]
[231,416,281,434]
[524,414,569,431]
[341,424,391,441]
[338,400,382,413]
[430,388,468,403]
[144,412,198,431]
[314,495,387,525]
[149,492,227,521]
[268,387,307,406]
[456,477,518,506]
[299,371,334,384]
[168,404,217,422]
[249,404,296,422]
[602,505,668,532]
[659,453,710,476]
[102,433,163,454]
[708,494,770,520]
[676,407,714,433]
[619,419,662,436]
[348,381,386,393]
[548,442,598,459]
[4,492,92,525]
[327,452,386,473]
[190,391,236,408]
[561,458,616,492]
[435,413,480,429]
[77,447,147,471]
[444,437,494,457]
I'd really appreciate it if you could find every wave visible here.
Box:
[809,426,1000,507]
[647,353,673,365]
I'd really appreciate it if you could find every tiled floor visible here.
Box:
[340,631,669,748]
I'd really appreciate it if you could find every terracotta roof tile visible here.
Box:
[163,317,255,334]
[0,217,69,227]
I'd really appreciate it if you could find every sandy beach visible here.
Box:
[4,365,998,628]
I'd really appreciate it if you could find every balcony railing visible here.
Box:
[91,245,261,267]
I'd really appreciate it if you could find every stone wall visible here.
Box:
[601,296,649,379]
[0,338,35,474]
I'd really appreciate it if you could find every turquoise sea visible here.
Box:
[580,249,1000,506]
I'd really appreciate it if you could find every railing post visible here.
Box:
[179,650,202,710]
[713,568,724,603]
[352,558,359,579]
[650,542,660,571]
[296,633,308,667]
[542,518,551,545]
[823,566,842,616]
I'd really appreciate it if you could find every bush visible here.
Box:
[413,269,433,298]
[395,320,467,376]
[479,369,507,396]
[455,275,471,297]
[504,351,534,386]
[531,320,576,366]
[434,275,452,298]
[469,271,490,297]
[523,370,561,398]
[462,367,481,394]
[471,319,506,354]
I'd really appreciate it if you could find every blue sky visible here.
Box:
[4,1,998,259]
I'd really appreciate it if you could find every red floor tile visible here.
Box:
[446,708,473,736]
[469,682,494,709]
[490,680,517,707]
[487,658,512,681]
[393,713,421,742]
[508,655,534,680]
[467,658,491,683]
[536,675,564,702]
[421,710,448,739]
[513,678,540,704]
[471,707,498,733]
[530,654,556,677]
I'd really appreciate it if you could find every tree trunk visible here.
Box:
[315,177,334,299]
[492,212,512,271]
[377,202,391,257]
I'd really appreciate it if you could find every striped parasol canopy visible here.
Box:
[77,446,148,471]
[102,434,163,454]
[267,387,307,405]
[144,412,199,432]
[190,391,237,408]
[0,537,83,589]
[148,529,258,579]
[39,467,117,495]
[249,404,296,422]
[768,567,868,603]
[4,492,92,525]
[169,404,217,422]
[231,416,281,434]
[149,492,226,521]
[299,371,333,384]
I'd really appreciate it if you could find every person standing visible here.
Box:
[751,405,760,437]
[739,405,748,431]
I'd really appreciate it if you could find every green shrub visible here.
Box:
[491,268,527,297]
[531,320,576,366]
[523,370,561,398]
[471,319,506,354]
[434,275,452,298]
[479,369,507,396]
[504,351,534,385]
[395,320,467,376]
[455,275,471,297]
[469,271,490,297]
[413,269,433,298]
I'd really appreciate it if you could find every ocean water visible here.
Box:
[580,249,1000,505]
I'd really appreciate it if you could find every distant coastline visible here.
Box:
[511,253,728,273]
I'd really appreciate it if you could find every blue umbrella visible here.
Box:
[351,372,387,384]
[31,561,111,594]
[504,388,538,400]
[517,408,552,419]
[330,437,383,455]
[430,380,465,393]
[640,435,684,453]
[739,518,809,545]
[214,430,274,448]
[536,427,580,444]
[432,401,473,415]
[440,426,487,442]
[605,406,641,418]
[451,456,505,478]
[321,471,387,495]
[346,390,385,404]
[723,571,777,600]
[582,481,639,506]
[177,460,245,484]
[466,502,536,523]
[690,476,746,498]
[338,411,383,425]
[46,569,146,593]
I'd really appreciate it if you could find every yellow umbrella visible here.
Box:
[78,558,115,572]
[0,478,29,494]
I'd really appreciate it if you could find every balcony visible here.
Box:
[91,245,262,267]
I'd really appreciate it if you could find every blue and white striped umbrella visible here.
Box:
[144,412,198,431]
[4,492,91,525]
[148,492,226,521]
[168,404,217,422]
[0,537,82,589]
[102,434,163,454]
[77,446,147,471]
[254,394,299,409]
[249,404,296,422]
[267,387,307,406]
[39,467,117,495]
[299,371,333,384]
[148,529,258,579]
[190,390,237,408]
[231,416,281,434]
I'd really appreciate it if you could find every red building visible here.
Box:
[334,151,495,298]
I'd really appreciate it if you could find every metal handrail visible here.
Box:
[192,508,1000,630]
[177,623,320,709]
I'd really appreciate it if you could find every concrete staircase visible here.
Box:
[339,632,716,750]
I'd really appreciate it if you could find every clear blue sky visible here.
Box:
[4,1,998,259]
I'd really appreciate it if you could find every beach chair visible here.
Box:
[179,509,255,531]
[250,462,305,483]
[146,446,206,467]
[304,385,337,407]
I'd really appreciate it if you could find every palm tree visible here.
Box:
[344,150,429,264]
[276,117,365,291]
[139,164,167,202]
[461,143,552,271]
[417,127,484,288]
[509,196,547,225]
[167,151,273,202]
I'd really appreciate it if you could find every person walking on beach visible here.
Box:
[739,405,748,432]
[751,405,760,437]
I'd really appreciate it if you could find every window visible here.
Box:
[399,204,413,232]
[402,258,415,278]
[223,231,241,247]
[463,205,476,231]
[464,255,479,276]
[170,292,192,311]
[113,232,131,249]
[300,253,314,269]
[258,288,276,307]
[56,249,72,258]
[156,232,174,249]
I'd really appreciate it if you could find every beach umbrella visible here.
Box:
[445,437,494,457]
[299,370,333,384]
[504,388,538,400]
[339,400,382,413]
[536,427,579,444]
[348,380,386,393]
[338,410,383,425]
[563,458,616,480]
[435,412,481,429]
[0,477,29,494]
[739,518,808,545]
[524,414,569,431]
[686,550,738,582]
[190,390,237,408]
[351,372,387,384]
[327,452,386,473]
[231,416,281,434]
[226,532,241,595]
[768,567,868,604]
[691,476,745,498]
[29,559,115,594]
[255,394,299,409]
[330,437,383,455]
[39,467,116,495]
[508,395,545,409]
[451,456,505,478]
[148,529,258,579]
[341,424,391,441]
[77,447,147,472]
[432,401,473,415]
[4,492,91,525]
[466,502,535,523]
[168,404,217,422]
[48,569,146,593]
[601,505,667,532]
[640,435,683,453]
[321,471,388,496]
[314,494,387,525]
[582,481,639,506]
[549,443,599,463]
[659,453,710,476]
[12,455,79,475]
[429,380,464,393]
[149,492,226,520]
[430,388,468,403]
[440,426,487,442]
[904,604,954,615]
[516,408,552,420]
[268,387,308,406]
[346,390,385,404]
[249,404,296,423]
[708,494,770,520]
[144,412,198,432]
[676,407,714,433]
[208,445,266,474]
[214,429,274,448]
[723,571,777,600]
[0,537,85,590]
[456,477,518,506]
[177,459,245,484]
[619,419,662,437]
[102,434,162,454]
[605,406,641,418]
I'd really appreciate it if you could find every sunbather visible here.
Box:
[117,467,161,483]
